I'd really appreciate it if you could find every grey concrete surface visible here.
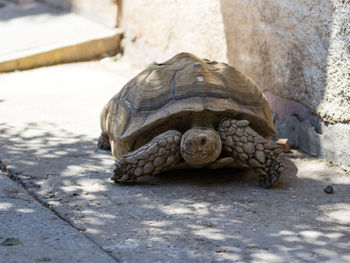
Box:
[1,60,350,262]
[0,173,117,263]
[0,0,121,72]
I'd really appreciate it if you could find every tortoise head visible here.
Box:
[180,128,222,166]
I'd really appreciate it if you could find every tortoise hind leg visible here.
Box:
[218,119,284,188]
[98,133,111,151]
[112,130,182,183]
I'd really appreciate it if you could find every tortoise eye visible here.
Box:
[201,138,207,145]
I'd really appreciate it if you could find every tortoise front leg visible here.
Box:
[112,130,182,183]
[218,119,284,188]
[97,133,111,151]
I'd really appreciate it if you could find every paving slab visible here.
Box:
[1,60,350,262]
[0,0,121,72]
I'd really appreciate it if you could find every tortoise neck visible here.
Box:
[191,112,215,129]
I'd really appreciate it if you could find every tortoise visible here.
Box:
[98,52,284,188]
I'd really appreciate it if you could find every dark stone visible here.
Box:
[323,185,335,194]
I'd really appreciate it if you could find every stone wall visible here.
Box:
[120,0,350,170]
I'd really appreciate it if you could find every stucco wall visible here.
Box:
[121,0,227,64]
[120,0,350,170]
[220,0,350,124]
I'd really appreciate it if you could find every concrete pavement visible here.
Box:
[0,0,121,72]
[0,172,117,263]
[1,60,350,262]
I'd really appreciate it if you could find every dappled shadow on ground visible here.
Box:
[1,122,350,262]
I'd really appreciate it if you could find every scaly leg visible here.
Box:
[218,119,284,188]
[98,133,111,151]
[112,130,182,183]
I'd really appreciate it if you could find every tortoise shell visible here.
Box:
[101,53,276,159]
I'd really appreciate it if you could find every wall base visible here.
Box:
[266,92,350,171]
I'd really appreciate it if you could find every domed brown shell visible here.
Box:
[101,53,276,159]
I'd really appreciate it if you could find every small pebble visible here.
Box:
[323,185,335,194]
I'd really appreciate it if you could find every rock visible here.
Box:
[323,185,335,194]
[276,138,291,152]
